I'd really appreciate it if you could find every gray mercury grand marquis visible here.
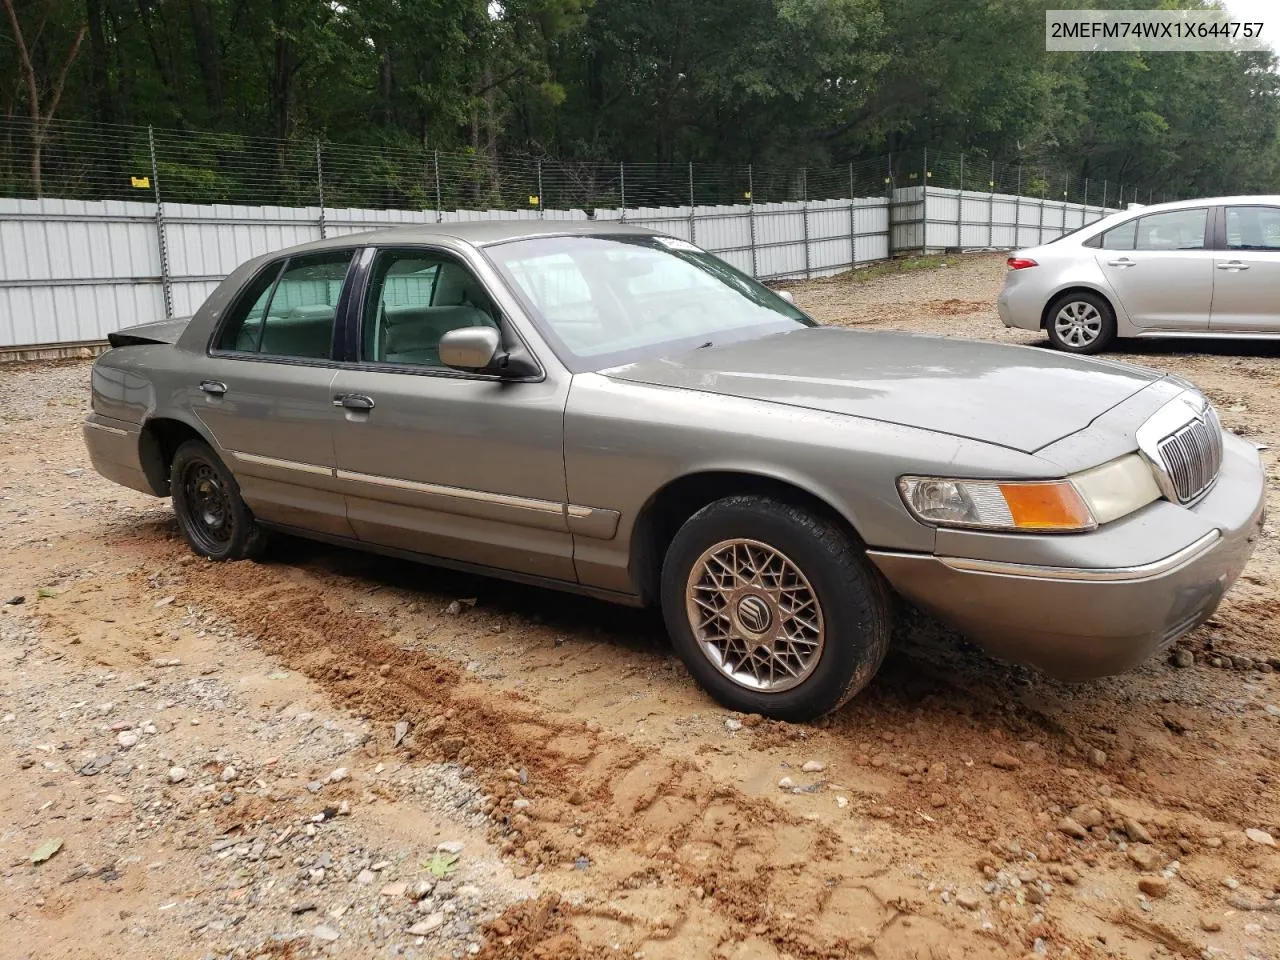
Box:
[83,222,1266,721]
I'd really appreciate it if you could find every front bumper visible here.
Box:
[869,433,1266,680]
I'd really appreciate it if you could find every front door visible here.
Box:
[330,246,574,581]
[193,249,356,537]
[1094,206,1214,330]
[1210,204,1280,332]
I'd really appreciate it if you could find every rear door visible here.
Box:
[193,249,357,537]
[330,244,576,581]
[1094,207,1213,330]
[1209,204,1280,332]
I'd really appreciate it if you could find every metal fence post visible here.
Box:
[1083,177,1090,220]
[848,162,856,269]
[1037,170,1046,245]
[920,147,928,253]
[987,160,995,249]
[801,167,811,279]
[315,139,327,239]
[619,161,626,221]
[1102,179,1108,210]
[956,153,964,249]
[748,164,759,277]
[886,153,895,255]
[434,150,442,223]
[688,162,696,244]
[148,126,173,320]
[537,159,544,219]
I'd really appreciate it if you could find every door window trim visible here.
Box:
[338,243,546,383]
[207,248,362,366]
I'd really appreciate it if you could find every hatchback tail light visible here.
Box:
[1007,257,1038,270]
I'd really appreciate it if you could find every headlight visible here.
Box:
[899,454,1161,533]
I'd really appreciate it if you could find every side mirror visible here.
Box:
[777,290,796,305]
[439,326,501,371]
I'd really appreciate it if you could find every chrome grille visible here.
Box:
[1156,406,1223,503]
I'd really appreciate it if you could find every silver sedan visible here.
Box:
[999,195,1280,352]
[83,223,1265,720]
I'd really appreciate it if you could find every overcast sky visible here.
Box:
[1223,0,1279,53]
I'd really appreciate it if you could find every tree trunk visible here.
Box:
[85,0,114,122]
[185,0,224,117]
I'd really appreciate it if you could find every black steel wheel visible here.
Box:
[170,439,266,560]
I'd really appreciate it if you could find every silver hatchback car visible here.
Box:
[999,196,1280,353]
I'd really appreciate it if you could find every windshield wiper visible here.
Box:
[696,340,714,349]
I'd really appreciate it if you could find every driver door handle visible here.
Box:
[334,394,376,411]
[200,379,227,396]
[1106,258,1135,267]
[1216,261,1251,270]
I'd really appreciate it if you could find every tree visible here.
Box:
[3,0,86,194]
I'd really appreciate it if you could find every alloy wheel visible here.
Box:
[684,538,825,693]
[1053,300,1103,348]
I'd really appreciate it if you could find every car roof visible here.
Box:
[281,219,661,256]
[1113,195,1280,214]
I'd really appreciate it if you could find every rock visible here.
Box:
[778,776,795,790]
[356,869,376,884]
[312,924,341,942]
[1200,914,1222,932]
[724,718,743,732]
[220,765,237,782]
[1232,655,1254,671]
[956,890,981,910]
[394,720,410,747]
[1127,843,1162,870]
[167,766,187,784]
[512,798,531,811]
[1244,827,1276,847]
[1071,805,1104,828]
[4,595,24,606]
[408,878,435,901]
[991,752,1021,770]
[836,796,849,809]
[437,840,465,855]
[801,760,826,773]
[1172,648,1195,668]
[1089,748,1107,768]
[1024,884,1045,904]
[380,882,408,897]
[1138,876,1169,898]
[116,730,139,749]
[1123,818,1153,844]
[409,913,445,936]
[327,767,349,783]
[1057,817,1089,840]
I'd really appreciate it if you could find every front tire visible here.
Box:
[660,496,890,721]
[1045,290,1116,354]
[170,439,266,560]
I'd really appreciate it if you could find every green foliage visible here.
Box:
[2,0,1278,199]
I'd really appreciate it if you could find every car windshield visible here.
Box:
[484,234,814,372]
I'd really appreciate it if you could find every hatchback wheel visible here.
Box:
[170,439,266,560]
[1045,291,1116,354]
[660,495,890,721]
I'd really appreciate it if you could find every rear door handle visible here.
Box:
[1106,258,1135,267]
[200,379,227,396]
[1216,261,1250,270]
[333,394,375,411]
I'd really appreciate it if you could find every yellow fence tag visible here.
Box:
[131,176,151,189]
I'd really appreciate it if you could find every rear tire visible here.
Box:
[170,439,267,561]
[1044,290,1116,354]
[660,495,890,721]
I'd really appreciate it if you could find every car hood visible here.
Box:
[602,326,1161,453]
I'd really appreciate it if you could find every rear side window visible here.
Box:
[1134,208,1206,251]
[215,251,354,359]
[1100,219,1137,250]
[1225,205,1280,250]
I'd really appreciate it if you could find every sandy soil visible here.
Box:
[2,253,1279,960]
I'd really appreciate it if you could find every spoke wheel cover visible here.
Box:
[181,461,234,553]
[684,538,825,693]
[1053,300,1103,347]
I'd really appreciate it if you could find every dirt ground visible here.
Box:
[3,253,1279,960]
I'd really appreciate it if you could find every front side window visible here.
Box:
[360,250,499,366]
[215,252,353,359]
[1134,208,1206,251]
[1225,205,1280,251]
[485,235,812,372]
